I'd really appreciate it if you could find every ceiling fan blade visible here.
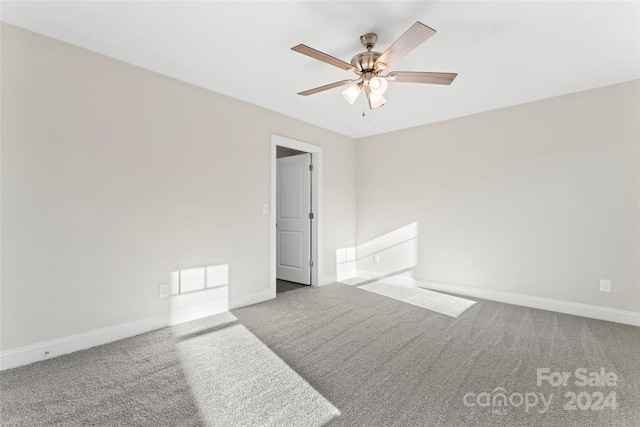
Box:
[375,22,436,69]
[388,72,458,85]
[292,44,355,72]
[298,79,355,96]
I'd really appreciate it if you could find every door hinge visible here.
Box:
[309,164,314,172]
[309,212,314,219]
[309,260,314,267]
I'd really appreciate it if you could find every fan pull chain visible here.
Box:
[361,95,368,121]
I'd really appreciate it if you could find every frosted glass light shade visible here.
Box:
[369,76,388,95]
[342,83,362,104]
[369,93,386,108]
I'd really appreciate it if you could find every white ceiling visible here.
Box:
[2,1,638,139]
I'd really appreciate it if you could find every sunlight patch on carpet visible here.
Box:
[173,313,340,427]
[359,281,476,318]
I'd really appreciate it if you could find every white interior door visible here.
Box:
[277,153,311,284]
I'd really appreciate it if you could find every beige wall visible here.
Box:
[0,24,356,350]
[357,80,639,312]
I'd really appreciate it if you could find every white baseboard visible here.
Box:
[320,274,338,286]
[0,302,229,372]
[2,287,278,371]
[355,270,640,327]
[356,270,405,282]
[335,269,357,284]
[6,275,636,372]
[229,289,274,310]
[168,300,229,326]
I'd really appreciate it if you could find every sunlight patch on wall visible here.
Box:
[167,264,230,325]
[170,264,229,295]
[357,222,419,278]
[337,222,420,284]
[341,222,475,317]
[335,246,356,281]
[358,222,419,258]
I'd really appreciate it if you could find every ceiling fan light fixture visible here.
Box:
[342,82,363,105]
[369,93,386,109]
[369,76,388,95]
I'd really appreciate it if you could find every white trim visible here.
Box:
[353,270,384,281]
[1,288,278,371]
[229,289,274,310]
[336,269,357,283]
[0,301,229,371]
[270,135,323,293]
[355,270,640,327]
[320,274,338,286]
[168,301,228,326]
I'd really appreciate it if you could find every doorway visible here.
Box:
[270,135,323,298]
[276,149,311,291]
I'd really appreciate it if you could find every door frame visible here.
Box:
[270,134,322,297]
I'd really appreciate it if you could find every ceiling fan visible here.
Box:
[292,22,457,109]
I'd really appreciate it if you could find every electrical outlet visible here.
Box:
[159,283,169,298]
[600,279,611,293]
[373,254,380,264]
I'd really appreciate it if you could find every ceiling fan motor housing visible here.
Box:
[350,51,382,73]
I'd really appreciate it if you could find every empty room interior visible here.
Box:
[1,2,639,426]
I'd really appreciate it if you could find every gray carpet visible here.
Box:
[233,283,640,426]
[2,282,639,426]
[1,323,204,426]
